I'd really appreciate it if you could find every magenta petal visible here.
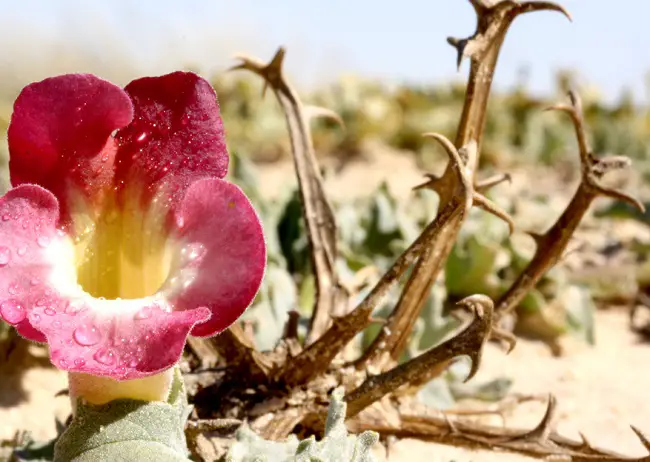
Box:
[170,178,266,337]
[40,301,210,379]
[7,74,133,219]
[0,185,62,342]
[114,72,229,209]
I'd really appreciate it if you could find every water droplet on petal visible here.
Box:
[31,313,41,323]
[127,357,139,367]
[73,324,101,346]
[0,300,25,324]
[59,358,68,367]
[8,284,19,295]
[74,358,86,367]
[64,302,81,315]
[93,347,116,366]
[134,306,152,320]
[0,247,11,267]
[44,307,56,316]
[136,132,148,142]
[17,247,27,257]
[1,215,10,222]
[37,236,50,248]
[30,278,39,286]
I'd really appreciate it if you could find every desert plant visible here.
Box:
[182,1,649,461]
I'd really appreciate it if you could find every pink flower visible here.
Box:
[0,72,266,381]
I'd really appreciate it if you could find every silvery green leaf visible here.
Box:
[53,368,191,462]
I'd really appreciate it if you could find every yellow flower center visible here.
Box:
[72,193,174,300]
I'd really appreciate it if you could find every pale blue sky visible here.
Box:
[0,0,647,103]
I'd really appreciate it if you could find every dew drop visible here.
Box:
[44,307,56,316]
[64,302,81,315]
[133,306,152,320]
[59,358,68,367]
[136,132,148,142]
[17,247,27,257]
[31,313,41,324]
[30,278,39,286]
[93,347,116,366]
[73,324,101,346]
[37,235,50,248]
[74,358,86,367]
[36,298,46,307]
[1,214,10,221]
[0,300,25,324]
[127,357,139,368]
[0,247,11,267]
[8,284,19,295]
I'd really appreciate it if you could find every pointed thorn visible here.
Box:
[578,431,592,450]
[422,132,464,170]
[413,173,442,192]
[465,351,482,383]
[268,47,287,71]
[446,37,466,71]
[630,425,650,452]
[261,82,269,99]
[492,327,517,354]
[473,192,515,235]
[597,185,646,213]
[517,1,572,23]
[476,172,512,193]
[304,105,345,130]
[526,231,546,247]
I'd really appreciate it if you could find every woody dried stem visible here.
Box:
[494,90,645,320]
[232,48,347,346]
[355,0,566,372]
[187,1,649,460]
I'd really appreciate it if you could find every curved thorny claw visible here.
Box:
[472,192,515,235]
[231,47,287,97]
[495,89,645,321]
[448,0,571,69]
[343,294,495,417]
[546,91,644,212]
[415,133,473,208]
[476,172,512,193]
[303,105,346,129]
[454,295,494,381]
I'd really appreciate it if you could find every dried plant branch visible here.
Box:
[356,136,476,370]
[347,397,650,461]
[354,0,569,371]
[278,196,465,387]
[211,323,273,380]
[495,91,645,319]
[232,48,346,344]
[344,295,495,417]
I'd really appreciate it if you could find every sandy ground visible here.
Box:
[1,150,649,460]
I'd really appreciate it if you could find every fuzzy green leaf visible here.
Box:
[53,367,191,462]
